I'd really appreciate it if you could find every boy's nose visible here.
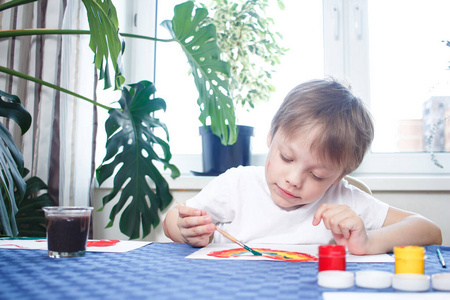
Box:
[286,170,303,189]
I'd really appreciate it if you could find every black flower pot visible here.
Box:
[192,125,254,176]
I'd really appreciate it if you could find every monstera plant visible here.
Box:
[0,0,234,239]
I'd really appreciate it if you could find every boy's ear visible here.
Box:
[267,133,273,147]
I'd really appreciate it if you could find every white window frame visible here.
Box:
[97,0,450,191]
[323,0,450,176]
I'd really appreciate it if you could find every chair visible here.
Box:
[344,175,372,195]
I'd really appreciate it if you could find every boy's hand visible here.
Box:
[177,205,216,247]
[312,203,370,255]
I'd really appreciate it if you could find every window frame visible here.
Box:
[323,0,450,176]
[105,0,450,180]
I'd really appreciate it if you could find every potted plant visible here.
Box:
[192,0,287,175]
[0,0,235,239]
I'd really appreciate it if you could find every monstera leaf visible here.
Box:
[96,81,180,239]
[0,90,31,237]
[162,1,237,145]
[13,170,53,237]
[82,0,125,89]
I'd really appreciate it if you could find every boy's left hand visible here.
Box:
[313,203,370,255]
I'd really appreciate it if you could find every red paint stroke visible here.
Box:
[208,248,318,261]
[1,244,26,249]
[1,239,46,249]
[87,240,120,247]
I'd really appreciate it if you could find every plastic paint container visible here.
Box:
[355,270,393,289]
[392,273,430,291]
[318,271,355,289]
[318,245,346,272]
[394,246,425,274]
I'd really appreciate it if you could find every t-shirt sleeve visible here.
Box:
[328,180,390,230]
[185,168,238,223]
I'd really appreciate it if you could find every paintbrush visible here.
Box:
[176,201,262,256]
[214,227,262,256]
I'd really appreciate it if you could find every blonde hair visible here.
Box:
[270,79,374,176]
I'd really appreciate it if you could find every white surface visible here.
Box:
[318,271,355,289]
[392,274,430,292]
[186,243,394,262]
[0,239,151,253]
[355,270,393,289]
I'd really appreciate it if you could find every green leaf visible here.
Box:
[0,91,30,237]
[81,0,125,90]
[14,175,53,237]
[162,1,237,145]
[96,81,180,239]
[0,90,32,135]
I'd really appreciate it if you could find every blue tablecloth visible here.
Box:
[0,243,448,300]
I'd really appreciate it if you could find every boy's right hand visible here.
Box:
[177,205,216,247]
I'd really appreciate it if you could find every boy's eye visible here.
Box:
[310,172,323,181]
[280,154,292,162]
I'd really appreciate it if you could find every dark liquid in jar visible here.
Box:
[46,215,89,252]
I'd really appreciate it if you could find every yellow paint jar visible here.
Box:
[394,246,425,274]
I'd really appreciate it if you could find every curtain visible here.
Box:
[0,0,97,207]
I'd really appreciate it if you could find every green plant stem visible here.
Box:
[0,0,38,12]
[0,29,174,43]
[0,66,113,111]
[119,32,174,43]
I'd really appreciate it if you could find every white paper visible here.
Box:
[0,239,151,253]
[323,293,450,300]
[186,243,395,262]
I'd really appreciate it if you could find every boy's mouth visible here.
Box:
[277,184,300,200]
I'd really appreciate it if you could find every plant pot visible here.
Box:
[192,125,254,176]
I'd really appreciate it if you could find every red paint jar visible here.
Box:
[318,245,346,272]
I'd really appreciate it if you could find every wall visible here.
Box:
[92,176,450,246]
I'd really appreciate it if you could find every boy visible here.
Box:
[163,79,442,254]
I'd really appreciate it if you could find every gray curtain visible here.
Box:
[0,0,98,207]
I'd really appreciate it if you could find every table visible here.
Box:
[0,243,448,299]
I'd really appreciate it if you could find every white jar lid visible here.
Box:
[432,273,450,291]
[392,273,430,292]
[355,270,393,289]
[318,271,354,289]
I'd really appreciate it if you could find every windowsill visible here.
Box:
[158,153,450,192]
[94,171,449,192]
[163,174,450,192]
[94,153,450,192]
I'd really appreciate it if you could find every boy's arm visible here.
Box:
[313,204,442,255]
[366,207,442,254]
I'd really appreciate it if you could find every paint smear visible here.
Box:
[87,240,120,247]
[208,248,318,261]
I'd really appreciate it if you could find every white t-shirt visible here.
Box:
[186,166,389,245]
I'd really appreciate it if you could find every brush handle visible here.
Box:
[215,227,244,248]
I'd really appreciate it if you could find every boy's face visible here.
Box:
[265,129,342,210]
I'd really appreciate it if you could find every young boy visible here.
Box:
[163,79,442,255]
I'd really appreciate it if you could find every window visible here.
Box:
[97,0,450,176]
[155,0,324,174]
[323,0,449,175]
